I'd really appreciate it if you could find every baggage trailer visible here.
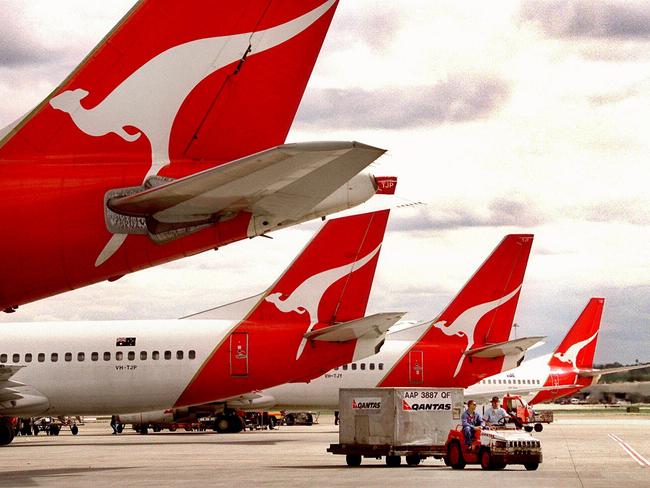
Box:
[328,388,463,467]
[328,388,543,470]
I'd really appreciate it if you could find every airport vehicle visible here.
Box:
[254,234,541,407]
[445,423,542,471]
[0,210,403,445]
[499,394,553,432]
[0,0,394,312]
[328,388,542,471]
[465,298,650,405]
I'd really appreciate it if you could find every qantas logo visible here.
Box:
[266,244,381,359]
[553,331,598,370]
[352,398,382,410]
[402,399,451,411]
[433,285,522,377]
[49,0,337,266]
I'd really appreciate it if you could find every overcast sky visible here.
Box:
[1,0,649,364]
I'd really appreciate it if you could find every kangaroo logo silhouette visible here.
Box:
[266,244,381,360]
[433,285,522,377]
[553,331,598,370]
[49,0,337,266]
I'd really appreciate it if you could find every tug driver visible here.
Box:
[461,400,484,447]
[485,396,508,426]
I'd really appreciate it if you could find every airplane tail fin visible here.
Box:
[549,298,604,370]
[0,0,339,173]
[379,234,533,388]
[252,209,389,326]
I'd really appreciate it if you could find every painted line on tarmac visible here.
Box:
[608,433,650,467]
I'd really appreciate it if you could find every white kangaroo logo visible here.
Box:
[266,244,381,360]
[433,285,522,377]
[553,331,598,370]
[49,0,337,267]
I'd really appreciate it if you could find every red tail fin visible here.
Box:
[380,234,533,388]
[1,0,338,174]
[252,209,390,329]
[549,298,604,370]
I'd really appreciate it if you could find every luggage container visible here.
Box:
[328,388,464,466]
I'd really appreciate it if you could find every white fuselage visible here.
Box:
[0,320,234,416]
[264,329,553,409]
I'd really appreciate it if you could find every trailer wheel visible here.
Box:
[406,455,421,466]
[524,462,539,471]
[480,449,492,470]
[71,425,79,436]
[447,442,466,470]
[534,423,543,432]
[385,455,401,467]
[346,454,362,467]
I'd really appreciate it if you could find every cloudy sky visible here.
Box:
[1,0,649,364]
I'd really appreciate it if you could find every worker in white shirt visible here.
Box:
[484,396,508,426]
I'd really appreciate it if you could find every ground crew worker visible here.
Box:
[485,396,508,425]
[461,400,484,448]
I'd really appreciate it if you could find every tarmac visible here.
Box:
[1,413,649,487]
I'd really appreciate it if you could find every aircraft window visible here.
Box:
[164,351,171,360]
[12,354,20,363]
[38,353,45,363]
[334,367,339,371]
[91,352,99,361]
[51,353,58,362]
[360,363,366,371]
[176,350,184,360]
[0,354,6,363]
[128,351,135,361]
[342,364,348,371]
[351,364,357,371]
[378,363,384,371]
[65,353,72,362]
[104,352,111,361]
[507,380,511,384]
[537,380,541,384]
[78,352,85,362]
[25,353,33,363]
[140,351,147,360]
[153,351,160,360]
[189,350,195,360]
[369,363,375,371]
[116,351,123,361]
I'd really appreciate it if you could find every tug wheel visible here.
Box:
[447,442,466,470]
[480,449,492,470]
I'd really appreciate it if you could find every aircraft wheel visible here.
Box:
[346,454,362,467]
[405,455,421,466]
[285,414,295,426]
[524,425,533,433]
[139,426,149,435]
[0,423,14,446]
[385,455,401,467]
[534,423,543,432]
[71,425,79,435]
[447,441,466,470]
[50,425,60,436]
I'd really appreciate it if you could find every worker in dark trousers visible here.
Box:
[461,400,484,448]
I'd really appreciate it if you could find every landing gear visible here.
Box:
[71,424,79,435]
[49,425,60,436]
[0,421,15,446]
[214,413,244,433]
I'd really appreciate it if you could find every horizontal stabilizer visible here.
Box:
[108,141,385,229]
[470,384,579,403]
[0,365,23,382]
[465,336,545,359]
[304,312,405,342]
[578,362,650,377]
